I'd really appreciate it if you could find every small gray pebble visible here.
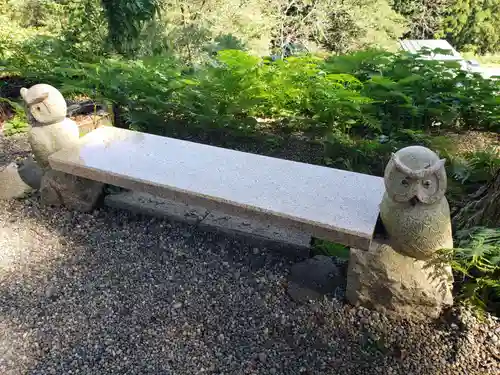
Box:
[45,285,57,299]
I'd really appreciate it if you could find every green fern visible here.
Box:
[445,227,500,313]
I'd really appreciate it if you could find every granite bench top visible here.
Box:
[49,127,386,250]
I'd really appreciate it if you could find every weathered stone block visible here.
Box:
[104,191,311,250]
[0,162,33,200]
[346,241,453,321]
[17,157,44,190]
[201,211,311,249]
[40,169,104,212]
[287,255,345,303]
[105,191,208,223]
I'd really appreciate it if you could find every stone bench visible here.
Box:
[48,127,386,250]
[17,83,456,320]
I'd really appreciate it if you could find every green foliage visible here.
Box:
[2,44,498,174]
[101,0,161,56]
[3,114,29,135]
[391,0,500,55]
[324,132,399,175]
[312,239,350,259]
[438,0,500,54]
[442,227,500,313]
[269,0,406,55]
[450,147,500,185]
[61,0,109,58]
[0,97,29,135]
[0,0,108,61]
[391,0,449,39]
[157,0,273,60]
[3,0,67,28]
[326,49,500,133]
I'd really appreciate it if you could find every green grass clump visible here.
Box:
[312,239,350,260]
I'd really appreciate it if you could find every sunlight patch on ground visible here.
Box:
[0,210,68,283]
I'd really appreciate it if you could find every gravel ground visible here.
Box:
[0,133,31,165]
[1,134,500,375]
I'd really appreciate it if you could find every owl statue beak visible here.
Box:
[409,196,420,206]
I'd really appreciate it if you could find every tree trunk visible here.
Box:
[453,169,500,230]
[112,103,129,129]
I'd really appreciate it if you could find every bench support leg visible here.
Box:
[346,242,453,321]
[40,169,104,213]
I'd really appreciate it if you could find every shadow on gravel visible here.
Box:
[0,198,488,375]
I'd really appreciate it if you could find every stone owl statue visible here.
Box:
[20,84,80,169]
[379,146,453,260]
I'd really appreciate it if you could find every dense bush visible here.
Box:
[3,0,500,59]
[391,0,500,55]
[101,0,161,57]
[391,0,449,39]
[3,45,498,141]
[267,0,406,55]
[438,0,500,54]
[326,49,500,132]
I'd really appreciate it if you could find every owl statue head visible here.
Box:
[384,146,447,206]
[20,84,67,126]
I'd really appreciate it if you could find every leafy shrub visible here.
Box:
[101,0,161,57]
[438,0,500,55]
[2,0,67,29]
[324,49,500,134]
[3,114,29,135]
[323,131,393,175]
[60,0,109,59]
[182,50,374,135]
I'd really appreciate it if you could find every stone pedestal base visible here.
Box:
[346,241,453,321]
[0,159,43,200]
[41,170,104,212]
[0,162,34,200]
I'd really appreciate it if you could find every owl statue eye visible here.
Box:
[401,179,409,187]
[36,106,41,111]
[422,180,432,189]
